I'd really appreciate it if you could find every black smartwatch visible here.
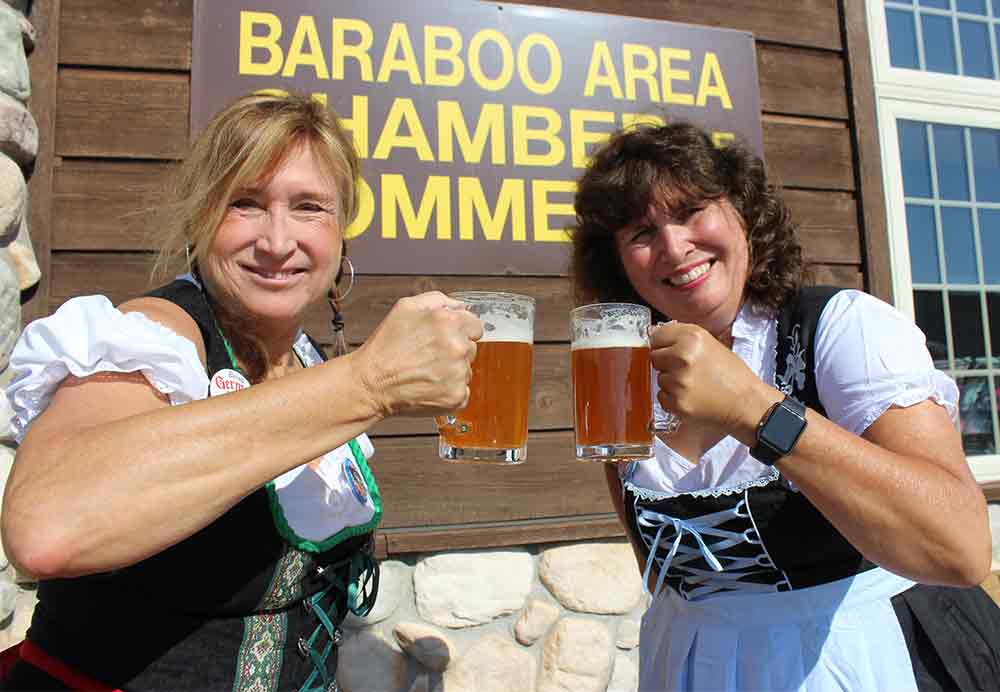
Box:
[750,396,808,466]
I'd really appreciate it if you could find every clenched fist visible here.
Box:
[649,321,782,447]
[351,291,484,418]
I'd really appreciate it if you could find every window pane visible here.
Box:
[957,0,988,13]
[933,125,970,200]
[907,204,941,282]
[972,128,1000,202]
[899,121,933,198]
[959,20,995,77]
[995,0,1000,15]
[988,292,1000,368]
[942,207,979,283]
[957,376,996,455]
[923,14,960,74]
[888,9,921,69]
[920,0,950,7]
[915,290,949,365]
[950,291,987,367]
[981,209,1000,284]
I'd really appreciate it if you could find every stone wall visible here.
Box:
[0,0,40,652]
[337,541,646,692]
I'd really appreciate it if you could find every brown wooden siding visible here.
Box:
[26,0,884,555]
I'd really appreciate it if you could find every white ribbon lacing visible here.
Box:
[637,500,791,601]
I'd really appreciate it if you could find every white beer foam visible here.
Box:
[571,333,647,350]
[479,315,533,343]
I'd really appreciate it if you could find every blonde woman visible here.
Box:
[1,92,481,691]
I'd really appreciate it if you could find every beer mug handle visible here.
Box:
[650,411,681,435]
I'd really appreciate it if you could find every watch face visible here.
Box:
[762,404,806,453]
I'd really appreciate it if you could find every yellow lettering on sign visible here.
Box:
[711,131,736,147]
[373,98,433,161]
[621,112,666,130]
[512,106,564,167]
[377,22,422,84]
[281,16,329,79]
[331,17,374,81]
[424,25,464,87]
[344,176,375,239]
[660,48,694,106]
[570,109,615,168]
[239,11,283,76]
[458,178,526,241]
[468,29,514,91]
[623,44,659,102]
[583,41,623,99]
[381,174,452,239]
[697,52,733,109]
[532,180,575,242]
[337,94,370,159]
[517,33,562,95]
[438,101,506,165]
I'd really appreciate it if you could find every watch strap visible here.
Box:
[750,395,807,466]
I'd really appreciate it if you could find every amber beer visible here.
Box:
[571,304,655,461]
[439,292,535,464]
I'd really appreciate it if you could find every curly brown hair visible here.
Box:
[571,121,804,319]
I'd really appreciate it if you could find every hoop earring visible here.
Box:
[327,286,348,357]
[335,256,355,301]
[185,243,193,270]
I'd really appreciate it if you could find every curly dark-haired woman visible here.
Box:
[573,122,1000,691]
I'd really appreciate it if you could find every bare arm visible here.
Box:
[652,322,991,587]
[739,391,989,587]
[2,292,481,579]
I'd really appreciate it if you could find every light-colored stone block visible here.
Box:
[0,92,36,167]
[344,559,408,628]
[17,11,33,54]
[393,621,456,672]
[2,3,30,17]
[538,542,642,615]
[0,152,25,246]
[980,572,1000,607]
[989,503,1000,566]
[615,618,640,650]
[4,214,38,291]
[414,551,533,629]
[0,4,29,102]
[437,633,536,692]
[607,652,639,692]
[336,629,409,692]
[537,618,613,692]
[0,583,35,650]
[514,597,560,646]
[0,252,19,371]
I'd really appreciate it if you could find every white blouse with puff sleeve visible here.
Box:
[6,295,208,443]
[4,293,380,548]
[626,289,960,499]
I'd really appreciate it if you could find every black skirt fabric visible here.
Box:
[893,583,1000,691]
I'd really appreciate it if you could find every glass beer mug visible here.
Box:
[571,303,676,462]
[438,292,535,464]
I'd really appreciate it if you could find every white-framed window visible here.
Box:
[869,0,1000,480]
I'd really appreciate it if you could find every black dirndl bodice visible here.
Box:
[14,279,378,692]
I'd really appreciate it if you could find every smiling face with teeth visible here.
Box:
[615,197,750,341]
[199,142,341,338]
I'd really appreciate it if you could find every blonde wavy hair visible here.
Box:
[151,90,360,282]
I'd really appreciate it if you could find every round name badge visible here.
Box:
[209,368,250,397]
[342,457,369,504]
